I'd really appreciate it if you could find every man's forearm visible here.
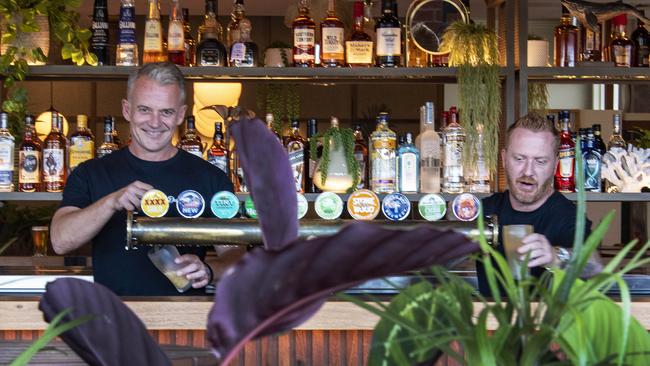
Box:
[51,197,117,254]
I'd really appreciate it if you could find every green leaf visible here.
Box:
[77,28,92,41]
[60,44,73,59]
[85,52,98,67]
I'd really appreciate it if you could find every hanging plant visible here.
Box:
[440,21,501,175]
[310,125,359,192]
[528,82,549,113]
[256,83,300,134]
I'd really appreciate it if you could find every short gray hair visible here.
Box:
[126,62,186,104]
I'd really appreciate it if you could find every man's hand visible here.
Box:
[107,180,153,212]
[517,233,555,268]
[175,254,211,289]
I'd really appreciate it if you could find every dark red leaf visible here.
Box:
[39,278,170,366]
[229,117,298,250]
[206,222,479,364]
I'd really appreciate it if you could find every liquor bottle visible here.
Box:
[18,115,41,192]
[375,0,401,67]
[397,132,419,193]
[292,0,316,67]
[591,124,607,156]
[353,124,368,189]
[321,0,345,67]
[116,0,139,66]
[306,118,321,193]
[97,117,119,158]
[631,15,649,67]
[608,113,626,151]
[442,107,465,193]
[229,6,258,67]
[68,115,95,172]
[91,0,110,65]
[182,8,196,66]
[265,113,282,142]
[554,110,575,192]
[110,117,122,148]
[346,0,373,67]
[43,112,67,192]
[198,0,224,43]
[609,14,634,67]
[178,116,204,158]
[0,112,15,192]
[143,0,164,63]
[207,121,229,175]
[583,128,601,192]
[581,24,602,62]
[227,0,244,47]
[196,0,228,66]
[469,130,491,193]
[167,0,186,65]
[554,5,578,67]
[416,102,441,193]
[370,112,397,193]
[285,119,307,192]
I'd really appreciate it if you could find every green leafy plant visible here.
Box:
[256,83,300,134]
[0,203,56,255]
[309,125,360,191]
[630,128,650,148]
[10,308,93,366]
[262,40,291,67]
[0,0,96,138]
[343,142,650,365]
[528,83,549,113]
[440,21,501,175]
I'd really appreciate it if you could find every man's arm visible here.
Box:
[51,180,153,254]
[519,233,603,278]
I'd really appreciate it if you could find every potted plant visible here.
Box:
[310,119,360,193]
[0,0,96,139]
[256,83,300,134]
[263,41,292,67]
[527,34,549,67]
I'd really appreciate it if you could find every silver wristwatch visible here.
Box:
[554,247,571,268]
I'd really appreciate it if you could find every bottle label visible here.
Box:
[19,150,40,184]
[371,138,396,191]
[181,146,203,159]
[230,43,246,62]
[91,6,109,47]
[612,45,632,67]
[443,139,463,168]
[346,41,373,64]
[293,28,315,62]
[69,138,94,170]
[322,27,344,55]
[167,22,185,51]
[376,27,401,56]
[199,48,225,66]
[144,21,163,51]
[558,148,575,178]
[354,151,366,189]
[208,154,228,175]
[399,152,418,193]
[0,142,14,170]
[42,148,65,183]
[583,151,601,191]
[287,146,305,192]
[119,6,137,44]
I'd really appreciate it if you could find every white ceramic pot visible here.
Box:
[527,40,549,67]
[264,48,293,67]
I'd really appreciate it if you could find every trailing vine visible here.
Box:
[441,21,501,175]
[310,126,360,192]
[528,82,549,113]
[256,83,300,134]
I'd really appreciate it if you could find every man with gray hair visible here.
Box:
[51,62,234,296]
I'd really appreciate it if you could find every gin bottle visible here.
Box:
[398,132,419,193]
[370,112,396,193]
[0,112,15,192]
[583,128,601,192]
[91,0,110,65]
[469,130,491,193]
[442,108,465,193]
[415,102,441,193]
[116,0,138,66]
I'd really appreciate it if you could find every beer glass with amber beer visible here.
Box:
[31,226,49,256]
[503,225,533,280]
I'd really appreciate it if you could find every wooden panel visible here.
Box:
[328,329,343,366]
[294,330,310,365]
[311,330,327,365]
[277,333,291,366]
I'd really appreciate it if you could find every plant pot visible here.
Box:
[312,139,354,193]
[264,48,292,67]
[1,14,49,65]
[527,40,549,67]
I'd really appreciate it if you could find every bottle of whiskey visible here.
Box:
[207,121,229,175]
[0,112,15,192]
[397,132,419,193]
[196,0,228,66]
[609,14,634,67]
[285,119,307,192]
[292,0,316,67]
[375,0,401,67]
[631,15,649,67]
[554,110,575,192]
[91,0,110,65]
[178,116,204,158]
[554,5,579,67]
[43,111,67,192]
[182,8,196,66]
[581,23,602,62]
[227,0,244,48]
[19,115,41,192]
[370,112,397,193]
[97,117,119,158]
[353,124,368,189]
[68,115,95,172]
[442,107,465,193]
[346,1,373,67]
[167,0,186,65]
[116,0,139,66]
[306,118,321,193]
[229,5,258,67]
[321,0,345,67]
[198,0,224,43]
[416,102,441,193]
[143,0,164,63]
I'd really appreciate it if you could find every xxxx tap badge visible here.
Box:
[347,189,380,220]
[210,191,240,219]
[140,189,170,218]
[176,190,206,218]
[314,192,344,220]
[244,195,258,219]
[382,193,411,221]
[452,193,480,222]
[297,193,309,219]
[418,194,447,221]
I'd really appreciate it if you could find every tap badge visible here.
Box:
[140,189,170,218]
[176,190,205,218]
[244,195,258,219]
[452,193,480,222]
[347,189,380,220]
[382,192,411,221]
[210,191,240,219]
[418,194,447,221]
[297,193,309,219]
[314,192,344,220]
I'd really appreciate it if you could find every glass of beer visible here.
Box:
[31,226,49,257]
[503,224,533,280]
[147,245,192,293]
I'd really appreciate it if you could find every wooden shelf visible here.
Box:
[525,67,650,83]
[0,192,62,201]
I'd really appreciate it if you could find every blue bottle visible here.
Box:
[583,128,602,192]
[397,132,420,193]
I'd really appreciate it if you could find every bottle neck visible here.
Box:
[327,0,336,16]
[613,23,627,37]
[147,0,160,19]
[560,15,572,26]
